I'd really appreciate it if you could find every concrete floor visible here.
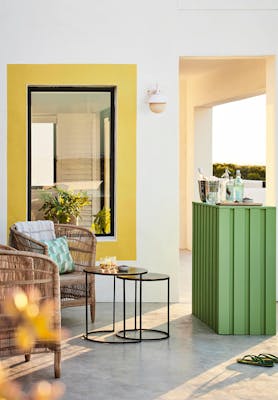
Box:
[3,252,278,399]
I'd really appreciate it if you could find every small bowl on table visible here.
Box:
[118,265,129,272]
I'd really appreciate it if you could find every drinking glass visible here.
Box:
[205,181,219,205]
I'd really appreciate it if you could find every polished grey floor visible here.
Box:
[3,252,278,399]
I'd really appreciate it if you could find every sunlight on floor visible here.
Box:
[2,303,191,378]
[155,336,278,400]
[1,250,277,400]
[2,342,92,380]
[84,303,191,341]
[179,250,192,303]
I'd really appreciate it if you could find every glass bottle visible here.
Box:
[197,168,206,203]
[226,176,234,201]
[197,168,204,180]
[234,169,244,202]
[220,168,230,202]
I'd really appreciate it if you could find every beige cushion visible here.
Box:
[15,220,56,241]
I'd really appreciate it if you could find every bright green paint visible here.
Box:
[192,203,276,335]
[265,208,276,334]
[233,208,249,334]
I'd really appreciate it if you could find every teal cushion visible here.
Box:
[41,236,75,274]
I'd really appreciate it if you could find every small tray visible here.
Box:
[217,202,262,206]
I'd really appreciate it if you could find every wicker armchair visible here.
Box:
[0,244,15,251]
[10,224,97,322]
[0,250,61,378]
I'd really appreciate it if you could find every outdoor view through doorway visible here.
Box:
[212,94,266,204]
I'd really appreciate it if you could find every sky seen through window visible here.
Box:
[212,95,266,166]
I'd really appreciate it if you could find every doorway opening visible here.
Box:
[179,56,276,303]
[212,95,266,204]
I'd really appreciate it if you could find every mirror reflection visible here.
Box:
[28,87,115,236]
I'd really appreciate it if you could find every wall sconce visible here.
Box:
[147,85,167,113]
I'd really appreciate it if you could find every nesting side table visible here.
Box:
[117,273,170,340]
[83,266,148,343]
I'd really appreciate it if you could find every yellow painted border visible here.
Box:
[7,64,136,260]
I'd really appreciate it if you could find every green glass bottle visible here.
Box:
[234,169,244,202]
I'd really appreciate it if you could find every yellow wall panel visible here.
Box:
[7,64,137,260]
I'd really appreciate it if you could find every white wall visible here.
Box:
[1,0,278,302]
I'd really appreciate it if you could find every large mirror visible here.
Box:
[28,87,115,236]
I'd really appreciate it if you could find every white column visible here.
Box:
[194,107,213,202]
[266,56,278,300]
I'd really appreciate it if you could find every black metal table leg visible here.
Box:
[167,277,170,336]
[139,274,142,341]
[134,280,137,330]
[82,273,119,343]
[123,279,126,337]
[116,273,170,341]
[85,271,88,338]
[82,267,147,343]
[113,276,116,331]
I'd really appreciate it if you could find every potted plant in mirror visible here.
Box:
[91,207,111,234]
[40,187,90,224]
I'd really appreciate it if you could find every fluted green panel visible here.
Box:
[192,203,196,315]
[233,208,250,334]
[218,208,234,334]
[212,206,218,332]
[265,208,276,334]
[249,209,264,334]
[192,202,276,335]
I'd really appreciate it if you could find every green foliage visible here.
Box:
[247,172,261,180]
[213,163,265,181]
[91,207,111,234]
[40,188,90,224]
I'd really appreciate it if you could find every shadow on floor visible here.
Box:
[3,302,278,400]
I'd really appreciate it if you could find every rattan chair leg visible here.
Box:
[25,354,31,362]
[90,303,95,322]
[54,350,61,379]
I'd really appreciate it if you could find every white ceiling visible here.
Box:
[180,57,266,78]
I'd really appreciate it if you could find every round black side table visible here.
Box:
[117,273,170,341]
[82,266,148,344]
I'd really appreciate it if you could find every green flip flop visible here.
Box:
[258,353,278,363]
[237,354,274,367]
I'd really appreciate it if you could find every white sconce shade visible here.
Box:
[148,86,167,113]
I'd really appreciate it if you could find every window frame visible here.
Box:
[27,85,115,237]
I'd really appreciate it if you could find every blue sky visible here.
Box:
[212,95,266,165]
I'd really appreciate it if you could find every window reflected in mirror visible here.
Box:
[28,87,115,236]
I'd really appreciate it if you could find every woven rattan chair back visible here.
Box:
[10,224,97,322]
[0,250,61,378]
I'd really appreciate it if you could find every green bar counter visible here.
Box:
[192,202,276,335]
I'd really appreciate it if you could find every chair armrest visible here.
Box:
[0,250,61,333]
[0,244,16,251]
[32,252,61,332]
[10,225,48,255]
